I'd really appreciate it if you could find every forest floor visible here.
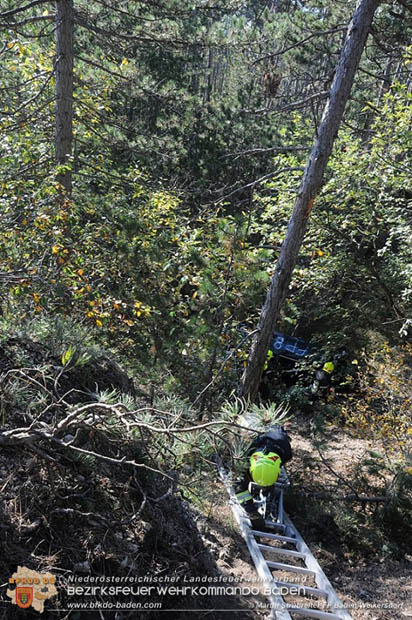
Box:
[199,413,412,620]
[0,335,410,619]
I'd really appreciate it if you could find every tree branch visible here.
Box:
[1,14,54,27]
[215,167,303,204]
[394,0,412,14]
[0,0,51,19]
[298,490,387,503]
[252,26,347,65]
[245,90,329,116]
[220,145,311,161]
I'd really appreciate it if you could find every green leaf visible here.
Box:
[62,345,76,366]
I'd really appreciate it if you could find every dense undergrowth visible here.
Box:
[0,317,410,620]
[1,3,412,615]
[0,325,260,619]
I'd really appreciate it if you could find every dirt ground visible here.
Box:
[197,415,412,620]
[0,336,410,619]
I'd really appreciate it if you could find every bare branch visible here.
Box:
[245,90,329,116]
[0,97,55,133]
[12,68,55,116]
[2,15,54,27]
[298,490,388,503]
[0,0,51,19]
[215,166,304,204]
[315,446,362,498]
[73,8,198,49]
[394,0,412,14]
[50,507,110,524]
[221,145,311,161]
[192,329,259,407]
[76,55,129,81]
[0,271,33,282]
[252,26,347,65]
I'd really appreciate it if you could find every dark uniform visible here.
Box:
[310,362,334,402]
[235,426,292,530]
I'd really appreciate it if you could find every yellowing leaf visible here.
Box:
[62,345,76,366]
[52,245,59,254]
[96,319,103,327]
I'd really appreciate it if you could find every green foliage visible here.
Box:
[243,79,412,347]
[342,342,411,462]
[1,1,411,410]
[2,1,412,595]
[62,345,76,366]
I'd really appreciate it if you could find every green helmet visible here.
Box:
[323,362,335,374]
[249,451,281,487]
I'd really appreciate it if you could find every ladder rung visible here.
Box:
[265,519,287,529]
[251,530,297,544]
[266,561,316,576]
[216,458,353,620]
[287,606,343,620]
[258,544,305,559]
[275,581,328,599]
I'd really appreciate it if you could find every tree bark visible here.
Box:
[55,0,73,199]
[238,0,380,402]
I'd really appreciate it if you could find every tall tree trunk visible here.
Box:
[238,0,380,402]
[55,0,73,199]
[204,46,214,104]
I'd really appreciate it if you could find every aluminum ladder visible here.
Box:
[217,458,353,620]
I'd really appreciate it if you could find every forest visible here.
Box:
[0,0,411,618]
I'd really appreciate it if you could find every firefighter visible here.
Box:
[310,361,335,402]
[235,425,292,530]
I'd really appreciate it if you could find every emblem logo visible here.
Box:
[7,567,57,613]
[16,587,34,609]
